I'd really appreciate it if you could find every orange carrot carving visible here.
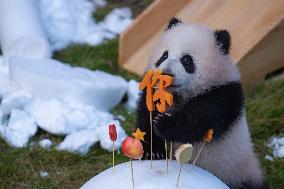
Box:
[152,70,173,113]
[139,70,155,112]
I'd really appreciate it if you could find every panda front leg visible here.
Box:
[152,107,207,145]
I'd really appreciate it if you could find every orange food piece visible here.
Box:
[204,129,213,143]
[152,70,173,113]
[139,70,155,111]
[132,128,146,141]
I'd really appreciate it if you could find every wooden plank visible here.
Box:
[238,19,284,88]
[119,0,188,66]
[119,0,284,88]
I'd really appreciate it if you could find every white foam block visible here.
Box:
[9,56,128,111]
[0,0,51,63]
[81,160,229,189]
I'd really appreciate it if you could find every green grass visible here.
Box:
[247,80,284,189]
[1,0,284,188]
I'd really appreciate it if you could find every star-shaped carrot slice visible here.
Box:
[132,128,146,141]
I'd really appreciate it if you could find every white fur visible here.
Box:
[147,23,240,100]
[191,113,264,187]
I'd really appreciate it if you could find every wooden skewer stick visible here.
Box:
[150,111,153,169]
[191,140,206,168]
[176,164,183,188]
[175,144,193,188]
[165,139,168,173]
[170,141,173,162]
[191,129,213,171]
[130,158,135,189]
[112,141,115,173]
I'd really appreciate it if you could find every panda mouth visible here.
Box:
[170,84,181,88]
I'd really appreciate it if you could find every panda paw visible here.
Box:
[143,152,166,160]
[153,112,172,127]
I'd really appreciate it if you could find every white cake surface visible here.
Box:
[81,160,229,189]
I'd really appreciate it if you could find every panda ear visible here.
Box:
[214,30,231,55]
[166,17,182,31]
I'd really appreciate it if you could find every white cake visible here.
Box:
[81,160,229,189]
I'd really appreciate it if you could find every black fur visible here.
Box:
[180,54,195,74]
[215,30,231,55]
[231,180,268,189]
[156,51,168,67]
[165,17,182,31]
[135,81,244,159]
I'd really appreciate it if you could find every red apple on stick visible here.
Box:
[122,137,144,160]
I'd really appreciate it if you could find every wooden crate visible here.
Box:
[119,0,284,88]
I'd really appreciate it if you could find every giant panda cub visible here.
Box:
[135,18,266,189]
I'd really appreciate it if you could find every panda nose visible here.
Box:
[162,68,174,78]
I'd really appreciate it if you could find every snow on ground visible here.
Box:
[264,155,273,161]
[0,109,37,148]
[39,138,52,149]
[57,122,126,154]
[0,0,136,154]
[0,57,132,154]
[38,0,132,50]
[80,160,229,189]
[268,136,284,158]
[39,171,49,177]
[126,80,140,109]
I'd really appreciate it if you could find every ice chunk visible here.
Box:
[38,0,132,50]
[93,0,107,8]
[0,0,51,63]
[1,91,33,115]
[38,0,96,50]
[57,120,127,154]
[0,109,37,148]
[273,146,284,158]
[9,56,128,111]
[26,99,98,135]
[0,110,3,124]
[57,130,99,155]
[264,155,273,161]
[39,171,49,177]
[126,80,140,109]
[267,136,284,158]
[39,138,52,149]
[102,8,133,34]
[81,160,229,189]
[25,98,121,137]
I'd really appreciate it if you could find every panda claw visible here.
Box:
[165,113,171,116]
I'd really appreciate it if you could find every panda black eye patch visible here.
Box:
[180,54,195,74]
[155,51,168,67]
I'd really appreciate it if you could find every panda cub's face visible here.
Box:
[147,18,240,100]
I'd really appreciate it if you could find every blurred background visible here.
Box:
[0,0,283,188]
